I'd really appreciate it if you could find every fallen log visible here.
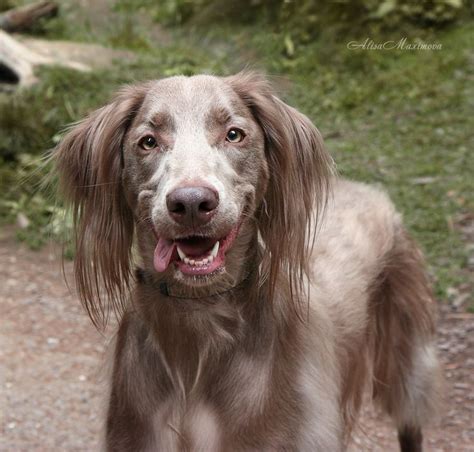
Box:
[0,1,58,32]
[0,30,90,86]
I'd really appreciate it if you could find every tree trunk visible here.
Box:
[0,1,58,33]
[0,30,90,86]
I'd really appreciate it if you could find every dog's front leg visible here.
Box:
[105,390,154,452]
[104,314,168,452]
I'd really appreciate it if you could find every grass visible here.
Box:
[0,1,472,306]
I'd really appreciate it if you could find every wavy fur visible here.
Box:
[55,72,441,451]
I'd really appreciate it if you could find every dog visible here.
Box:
[55,72,441,451]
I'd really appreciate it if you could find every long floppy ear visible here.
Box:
[54,84,149,329]
[226,72,335,308]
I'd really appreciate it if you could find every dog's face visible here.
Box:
[55,72,333,326]
[122,76,268,285]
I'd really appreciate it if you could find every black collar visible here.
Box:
[135,266,256,299]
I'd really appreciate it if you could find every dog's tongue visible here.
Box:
[153,238,175,273]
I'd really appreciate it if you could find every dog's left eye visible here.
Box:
[139,136,157,150]
[226,129,245,143]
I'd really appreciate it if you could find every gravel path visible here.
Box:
[1,231,473,451]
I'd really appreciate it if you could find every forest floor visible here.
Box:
[1,229,473,451]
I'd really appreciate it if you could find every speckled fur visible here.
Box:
[55,72,441,451]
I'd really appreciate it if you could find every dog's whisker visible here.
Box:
[76,182,119,188]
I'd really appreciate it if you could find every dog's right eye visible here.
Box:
[139,136,157,150]
[226,128,244,143]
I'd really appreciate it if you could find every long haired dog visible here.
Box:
[55,72,441,451]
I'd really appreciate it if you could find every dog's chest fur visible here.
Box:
[108,287,336,451]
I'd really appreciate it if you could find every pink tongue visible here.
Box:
[153,238,176,273]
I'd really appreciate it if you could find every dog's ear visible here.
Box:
[226,72,334,307]
[55,84,149,329]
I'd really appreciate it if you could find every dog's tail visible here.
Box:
[370,223,442,452]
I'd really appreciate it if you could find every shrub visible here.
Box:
[126,0,467,32]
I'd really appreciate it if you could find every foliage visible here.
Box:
[0,0,472,304]
[123,0,469,31]
[0,0,15,12]
[0,69,116,248]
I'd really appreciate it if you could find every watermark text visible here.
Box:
[347,38,442,51]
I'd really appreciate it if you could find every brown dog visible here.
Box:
[55,72,441,451]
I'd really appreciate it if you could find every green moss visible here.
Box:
[0,2,471,301]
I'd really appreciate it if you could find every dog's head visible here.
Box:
[55,72,333,327]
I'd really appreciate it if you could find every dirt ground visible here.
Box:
[1,230,473,451]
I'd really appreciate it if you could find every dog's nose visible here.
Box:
[166,186,219,227]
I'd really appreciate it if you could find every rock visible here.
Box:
[16,213,30,229]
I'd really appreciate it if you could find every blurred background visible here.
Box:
[1,0,473,450]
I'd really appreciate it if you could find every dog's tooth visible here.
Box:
[184,257,190,264]
[177,247,186,261]
[211,241,220,258]
[189,259,195,265]
[202,258,209,265]
[208,255,214,263]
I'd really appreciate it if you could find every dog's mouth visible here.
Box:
[153,221,241,276]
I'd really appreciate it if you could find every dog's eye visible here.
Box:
[139,136,157,150]
[226,129,244,143]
